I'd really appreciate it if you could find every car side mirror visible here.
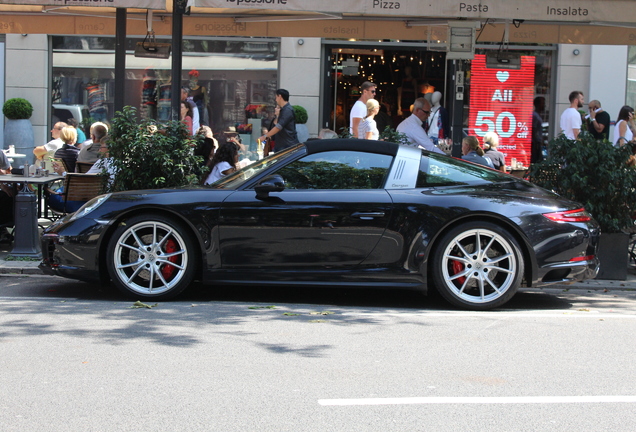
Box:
[255,174,285,200]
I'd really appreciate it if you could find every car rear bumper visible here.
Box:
[534,256,600,286]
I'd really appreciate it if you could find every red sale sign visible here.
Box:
[468,54,536,166]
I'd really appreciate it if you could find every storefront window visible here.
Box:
[324,44,446,135]
[52,36,279,148]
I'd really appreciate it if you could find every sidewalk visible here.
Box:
[2,236,636,290]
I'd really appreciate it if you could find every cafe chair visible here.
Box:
[75,161,93,173]
[46,173,104,217]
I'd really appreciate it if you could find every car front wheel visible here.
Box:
[431,221,524,310]
[106,214,197,300]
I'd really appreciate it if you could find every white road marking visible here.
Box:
[318,396,636,406]
[341,312,636,318]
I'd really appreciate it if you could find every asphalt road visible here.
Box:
[1,275,636,432]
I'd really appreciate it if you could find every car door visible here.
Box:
[218,150,394,270]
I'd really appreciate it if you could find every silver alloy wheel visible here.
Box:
[112,220,189,296]
[440,227,517,305]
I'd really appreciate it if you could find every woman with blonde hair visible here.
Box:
[482,131,506,172]
[53,126,80,173]
[358,98,380,140]
[461,136,492,168]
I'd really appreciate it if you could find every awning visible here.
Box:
[192,0,636,26]
[1,0,165,8]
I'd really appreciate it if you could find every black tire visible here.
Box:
[106,214,197,301]
[431,221,524,310]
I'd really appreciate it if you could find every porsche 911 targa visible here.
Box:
[40,139,600,310]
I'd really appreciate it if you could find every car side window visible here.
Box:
[277,150,393,190]
[417,153,507,187]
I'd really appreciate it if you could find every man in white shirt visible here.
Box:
[33,121,67,160]
[560,90,584,140]
[396,98,445,154]
[349,81,376,138]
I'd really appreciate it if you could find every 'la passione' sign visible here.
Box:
[2,0,165,8]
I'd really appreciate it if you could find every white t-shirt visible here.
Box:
[358,117,379,140]
[204,161,232,185]
[44,138,64,152]
[349,100,367,137]
[613,120,634,147]
[560,107,582,140]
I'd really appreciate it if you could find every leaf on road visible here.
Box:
[283,313,300,316]
[248,305,277,309]
[129,301,158,309]
[577,308,590,312]
[309,311,335,315]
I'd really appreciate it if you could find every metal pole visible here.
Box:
[171,0,184,121]
[114,8,127,114]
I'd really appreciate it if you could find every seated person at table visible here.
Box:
[0,151,14,243]
[78,122,109,164]
[461,136,493,168]
[33,121,67,161]
[53,126,80,173]
[48,136,113,213]
[203,142,239,185]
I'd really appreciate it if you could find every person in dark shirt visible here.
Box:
[54,126,80,173]
[531,97,545,164]
[258,89,298,152]
[587,99,611,141]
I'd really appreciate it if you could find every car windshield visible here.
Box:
[207,145,305,189]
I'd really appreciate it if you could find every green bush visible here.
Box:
[528,133,636,233]
[107,106,204,192]
[3,98,33,120]
[379,126,410,146]
[292,105,308,124]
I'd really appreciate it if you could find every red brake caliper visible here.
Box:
[452,259,466,285]
[161,238,178,280]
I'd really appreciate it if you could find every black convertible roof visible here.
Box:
[304,139,400,157]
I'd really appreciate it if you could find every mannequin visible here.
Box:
[86,69,107,121]
[425,91,450,144]
[141,68,157,120]
[188,69,209,126]
[157,70,172,122]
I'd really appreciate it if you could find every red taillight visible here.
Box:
[570,255,595,262]
[543,208,591,223]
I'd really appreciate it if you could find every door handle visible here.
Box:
[352,212,385,220]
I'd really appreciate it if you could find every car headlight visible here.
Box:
[68,194,112,222]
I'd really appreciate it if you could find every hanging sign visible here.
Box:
[2,0,165,8]
[467,54,535,166]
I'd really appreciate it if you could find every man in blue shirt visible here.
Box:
[259,89,299,152]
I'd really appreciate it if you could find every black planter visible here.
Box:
[595,232,629,280]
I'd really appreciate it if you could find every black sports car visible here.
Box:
[40,139,600,310]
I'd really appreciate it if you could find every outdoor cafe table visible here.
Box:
[0,173,63,258]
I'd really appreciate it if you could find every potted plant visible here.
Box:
[293,105,309,143]
[528,133,636,279]
[107,106,204,192]
[3,97,35,162]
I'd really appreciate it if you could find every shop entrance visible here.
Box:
[321,43,447,136]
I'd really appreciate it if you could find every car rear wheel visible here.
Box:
[106,214,196,300]
[431,221,524,310]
